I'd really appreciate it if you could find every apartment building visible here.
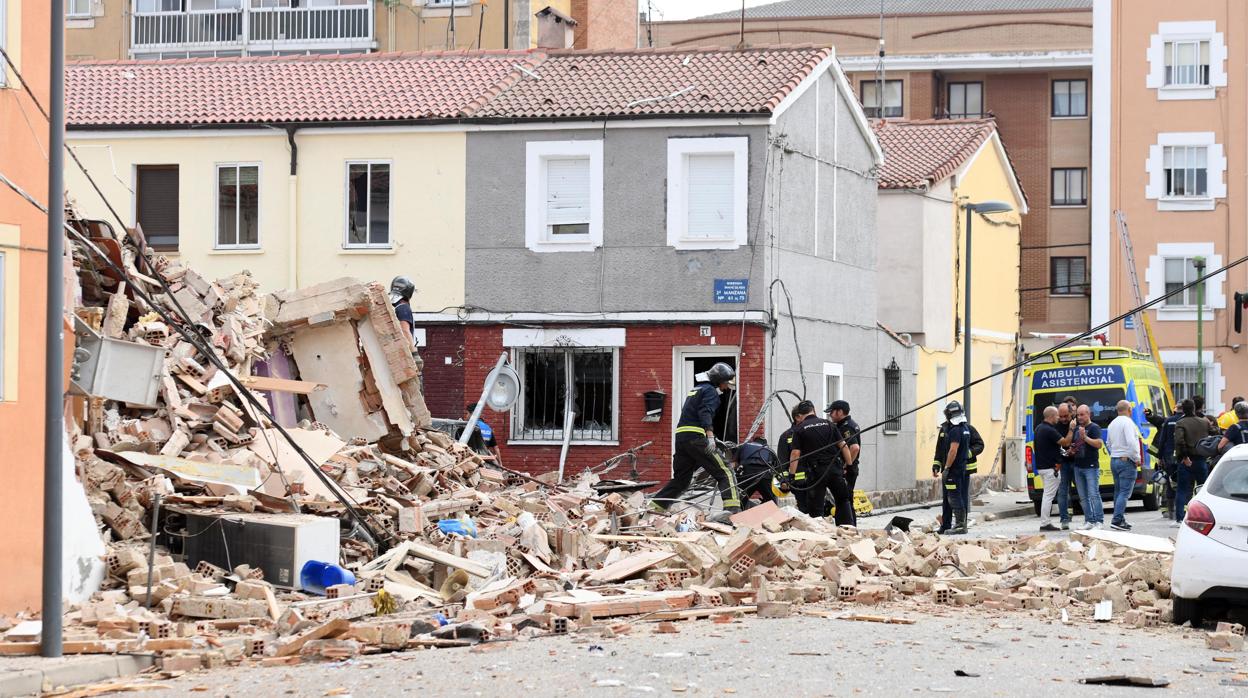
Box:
[652,0,1095,346]
[64,0,636,62]
[0,0,50,613]
[1092,0,1248,413]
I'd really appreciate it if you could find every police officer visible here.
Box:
[931,402,983,534]
[652,363,742,514]
[826,400,861,525]
[787,401,855,526]
[733,437,780,508]
[937,401,972,535]
[775,406,808,503]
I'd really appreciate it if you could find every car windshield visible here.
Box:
[1206,456,1248,501]
[1033,388,1126,428]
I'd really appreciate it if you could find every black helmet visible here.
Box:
[389,276,416,304]
[943,401,964,421]
[705,362,736,386]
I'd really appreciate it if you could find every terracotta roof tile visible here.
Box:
[66,51,535,127]
[871,118,998,190]
[67,46,834,127]
[471,46,832,119]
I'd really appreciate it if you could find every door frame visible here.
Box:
[671,345,741,458]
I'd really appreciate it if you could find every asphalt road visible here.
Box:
[143,605,1247,697]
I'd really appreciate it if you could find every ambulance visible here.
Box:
[1023,346,1171,516]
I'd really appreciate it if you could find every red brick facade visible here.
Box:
[419,326,466,419]
[459,323,768,485]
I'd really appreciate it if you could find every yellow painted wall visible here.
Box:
[65,129,466,311]
[912,135,1024,480]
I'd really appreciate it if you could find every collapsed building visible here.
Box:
[0,217,1190,670]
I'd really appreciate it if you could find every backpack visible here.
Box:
[1195,435,1224,458]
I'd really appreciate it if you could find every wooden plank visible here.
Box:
[586,551,675,584]
[276,618,350,657]
[240,375,325,395]
[646,605,757,621]
[407,542,493,578]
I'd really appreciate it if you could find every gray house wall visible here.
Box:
[464,124,770,313]
[764,68,917,492]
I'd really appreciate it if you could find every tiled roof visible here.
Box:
[472,47,831,119]
[66,52,532,127]
[66,46,833,127]
[872,118,997,189]
[697,0,1091,20]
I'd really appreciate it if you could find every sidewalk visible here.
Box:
[858,486,1034,529]
[0,654,154,697]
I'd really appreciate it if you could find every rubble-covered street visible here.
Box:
[122,609,1248,697]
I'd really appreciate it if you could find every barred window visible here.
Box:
[1166,363,1210,405]
[513,347,616,442]
[884,359,902,434]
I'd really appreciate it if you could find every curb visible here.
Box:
[991,504,1038,520]
[0,655,155,697]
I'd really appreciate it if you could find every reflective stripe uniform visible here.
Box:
[653,383,741,511]
[941,422,971,524]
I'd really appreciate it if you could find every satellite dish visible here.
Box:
[485,364,521,411]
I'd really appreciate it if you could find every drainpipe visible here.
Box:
[503,0,509,48]
[286,127,299,288]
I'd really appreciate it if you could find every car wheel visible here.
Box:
[1172,596,1203,627]
[1142,490,1160,511]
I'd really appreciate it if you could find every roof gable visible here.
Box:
[873,117,1027,209]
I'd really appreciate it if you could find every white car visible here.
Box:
[1170,444,1248,626]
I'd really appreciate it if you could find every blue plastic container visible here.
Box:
[437,518,478,538]
[300,560,357,595]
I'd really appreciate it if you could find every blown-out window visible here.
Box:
[345,161,390,248]
[136,164,180,250]
[513,347,617,442]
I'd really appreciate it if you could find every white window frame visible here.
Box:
[1145,242,1225,322]
[990,358,1005,422]
[666,137,748,250]
[66,0,93,18]
[524,140,603,253]
[822,362,843,410]
[1159,350,1225,414]
[1146,21,1227,100]
[343,160,392,250]
[214,162,261,250]
[1145,132,1226,211]
[503,328,624,446]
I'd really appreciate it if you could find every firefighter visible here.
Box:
[826,400,861,524]
[652,363,742,514]
[733,437,780,507]
[776,406,807,504]
[787,401,855,526]
[931,403,984,534]
[937,401,972,535]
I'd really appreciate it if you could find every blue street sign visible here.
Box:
[713,279,749,304]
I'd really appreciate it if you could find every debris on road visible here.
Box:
[0,214,1188,677]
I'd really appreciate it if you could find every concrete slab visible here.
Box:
[0,654,155,697]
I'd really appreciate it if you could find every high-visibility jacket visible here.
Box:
[933,421,984,473]
[675,383,720,437]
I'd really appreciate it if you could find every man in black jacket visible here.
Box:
[788,401,855,525]
[734,437,780,508]
[1173,399,1212,524]
[653,363,741,514]
[932,405,984,534]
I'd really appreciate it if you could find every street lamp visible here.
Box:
[960,200,1014,422]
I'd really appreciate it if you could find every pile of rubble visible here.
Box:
[0,221,1196,669]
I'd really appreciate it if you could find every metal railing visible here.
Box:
[131,3,372,54]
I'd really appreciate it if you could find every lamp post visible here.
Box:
[960,200,1014,422]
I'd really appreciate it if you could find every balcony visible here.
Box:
[131,3,374,57]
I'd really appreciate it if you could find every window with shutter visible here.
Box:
[136,165,180,250]
[524,141,603,252]
[544,157,590,236]
[685,153,734,238]
[666,137,748,250]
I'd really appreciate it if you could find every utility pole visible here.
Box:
[1194,256,1207,395]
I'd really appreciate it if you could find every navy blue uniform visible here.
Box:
[735,441,779,506]
[791,416,853,525]
[834,416,862,524]
[942,422,971,521]
[653,383,741,511]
